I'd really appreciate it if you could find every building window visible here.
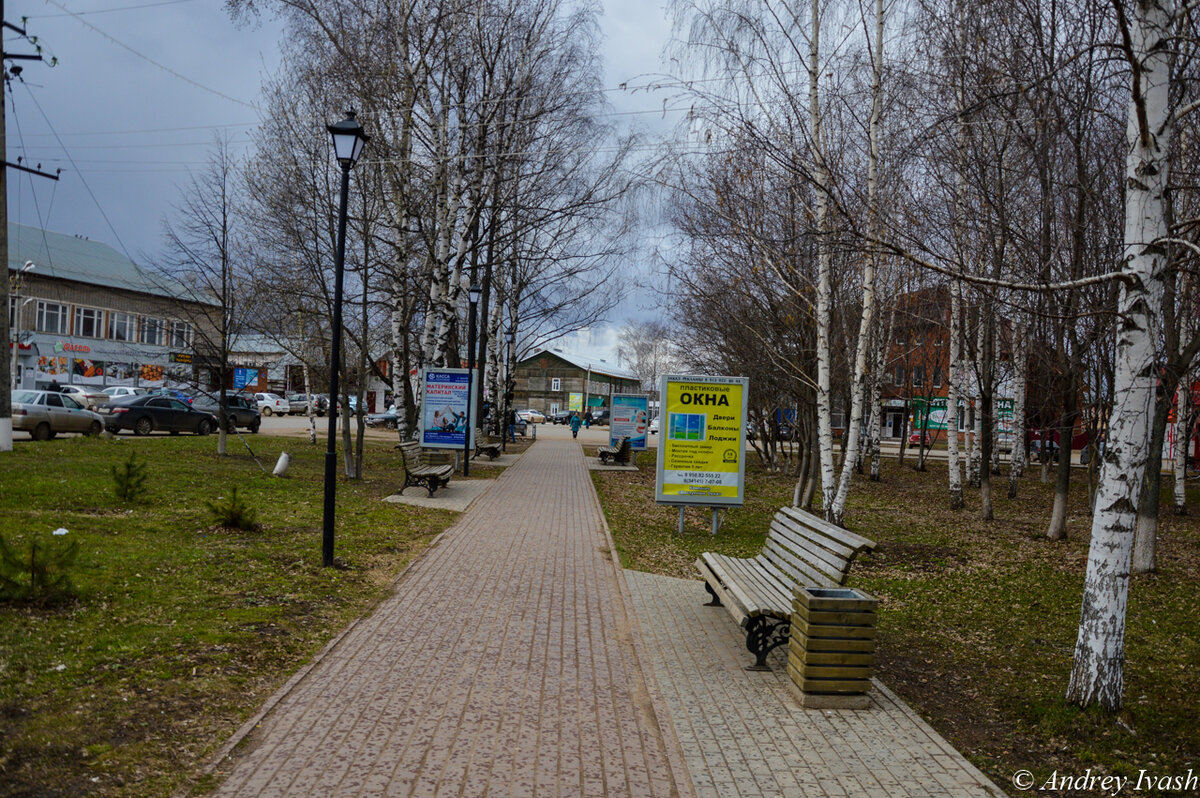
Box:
[893,366,905,386]
[36,301,68,334]
[551,377,561,392]
[933,367,943,387]
[170,320,193,348]
[108,312,135,341]
[7,296,15,329]
[912,366,925,387]
[74,306,102,338]
[140,317,164,345]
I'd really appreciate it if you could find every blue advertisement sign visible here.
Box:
[611,394,650,451]
[233,367,257,390]
[420,368,475,449]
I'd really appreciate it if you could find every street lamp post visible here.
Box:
[463,283,481,476]
[502,327,514,452]
[10,261,34,390]
[322,111,369,568]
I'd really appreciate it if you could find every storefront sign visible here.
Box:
[611,394,650,451]
[54,341,91,354]
[420,368,475,449]
[655,375,748,506]
[169,352,193,364]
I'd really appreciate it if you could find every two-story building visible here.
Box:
[7,222,216,392]
[511,348,642,415]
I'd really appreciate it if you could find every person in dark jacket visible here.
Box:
[507,408,518,443]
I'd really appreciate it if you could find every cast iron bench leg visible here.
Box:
[704,582,723,607]
[744,615,790,672]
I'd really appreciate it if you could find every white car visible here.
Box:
[103,386,149,400]
[649,416,659,434]
[254,392,291,416]
[516,409,546,423]
[57,384,111,409]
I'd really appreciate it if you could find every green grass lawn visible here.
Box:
[594,451,1200,796]
[0,433,458,797]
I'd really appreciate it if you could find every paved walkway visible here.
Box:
[625,572,1004,798]
[212,439,687,797]
[209,437,1002,797]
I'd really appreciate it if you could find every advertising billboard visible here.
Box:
[655,375,748,506]
[569,392,583,413]
[420,368,475,449]
[611,394,650,451]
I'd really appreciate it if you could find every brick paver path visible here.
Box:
[213,439,686,797]
[625,570,1005,798]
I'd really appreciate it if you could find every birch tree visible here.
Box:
[1067,0,1175,711]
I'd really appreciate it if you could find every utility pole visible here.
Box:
[0,1,57,451]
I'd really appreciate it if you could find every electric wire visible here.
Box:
[41,0,255,109]
[25,0,196,19]
[18,81,134,261]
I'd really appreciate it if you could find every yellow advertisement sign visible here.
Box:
[655,375,748,506]
[569,392,583,412]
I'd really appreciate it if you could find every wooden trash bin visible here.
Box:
[788,586,878,709]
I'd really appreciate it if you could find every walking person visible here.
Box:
[569,411,582,439]
[507,408,519,443]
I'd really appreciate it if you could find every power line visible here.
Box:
[25,0,196,19]
[42,0,254,109]
[18,82,134,261]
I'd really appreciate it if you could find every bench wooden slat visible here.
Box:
[764,526,851,585]
[779,505,876,551]
[772,511,860,562]
[699,554,766,620]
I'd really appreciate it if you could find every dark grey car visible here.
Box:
[194,394,261,433]
[99,395,218,436]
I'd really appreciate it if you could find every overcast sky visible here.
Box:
[5,0,679,360]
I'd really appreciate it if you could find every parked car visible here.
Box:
[193,393,261,433]
[286,393,326,416]
[254,392,291,416]
[56,384,111,409]
[102,386,149,401]
[589,409,610,426]
[12,389,104,440]
[549,410,574,425]
[908,430,933,446]
[516,408,546,424]
[99,395,219,436]
[1029,439,1060,462]
[649,416,660,435]
[366,405,399,429]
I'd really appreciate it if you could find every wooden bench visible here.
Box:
[398,441,454,497]
[696,506,876,670]
[597,436,632,465]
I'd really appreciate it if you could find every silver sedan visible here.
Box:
[12,389,105,440]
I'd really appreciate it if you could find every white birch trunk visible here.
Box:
[303,361,317,446]
[1067,0,1171,710]
[947,280,963,507]
[809,0,837,520]
[1008,312,1028,496]
[1173,380,1189,513]
[827,0,884,525]
[391,274,410,441]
